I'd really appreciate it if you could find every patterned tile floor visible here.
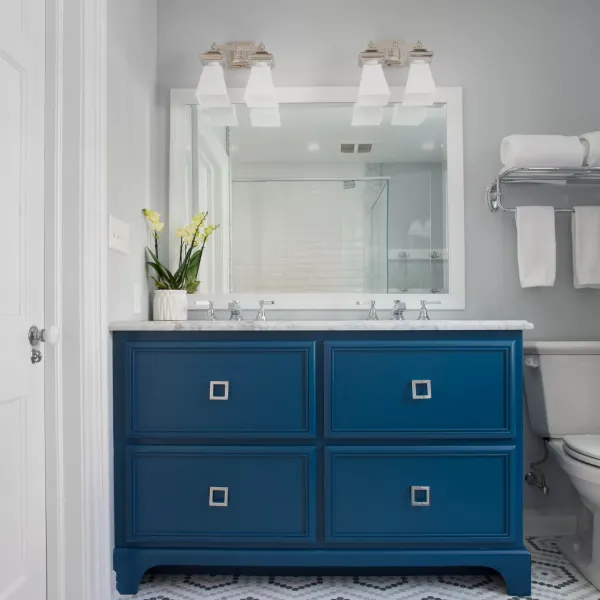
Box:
[131,537,600,600]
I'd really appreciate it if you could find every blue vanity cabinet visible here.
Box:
[125,341,316,438]
[112,330,531,597]
[325,446,515,543]
[325,341,513,438]
[126,446,316,544]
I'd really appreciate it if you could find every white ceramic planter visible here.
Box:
[153,290,188,321]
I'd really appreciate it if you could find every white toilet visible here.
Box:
[525,341,600,589]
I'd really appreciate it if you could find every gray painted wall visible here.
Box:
[108,0,159,323]
[106,0,159,567]
[156,0,600,519]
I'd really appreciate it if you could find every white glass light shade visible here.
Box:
[403,60,436,106]
[250,107,281,127]
[391,105,427,126]
[196,63,231,108]
[202,105,238,127]
[356,62,390,107]
[351,105,383,127]
[244,64,278,108]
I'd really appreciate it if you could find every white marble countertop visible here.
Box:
[110,320,534,332]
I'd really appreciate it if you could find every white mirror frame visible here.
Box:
[169,86,465,311]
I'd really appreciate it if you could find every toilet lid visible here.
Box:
[563,435,600,467]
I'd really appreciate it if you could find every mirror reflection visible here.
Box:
[192,102,448,294]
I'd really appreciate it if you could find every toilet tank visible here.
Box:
[524,342,600,438]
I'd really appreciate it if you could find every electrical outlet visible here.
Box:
[108,215,130,255]
[133,282,142,314]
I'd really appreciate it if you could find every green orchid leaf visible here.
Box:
[185,280,200,294]
[145,248,177,288]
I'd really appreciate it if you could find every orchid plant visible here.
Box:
[143,209,219,294]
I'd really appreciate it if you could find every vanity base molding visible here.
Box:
[114,548,532,596]
[112,330,531,597]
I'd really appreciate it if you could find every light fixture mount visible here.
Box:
[358,41,386,66]
[248,43,275,68]
[199,42,226,66]
[408,41,434,63]
[358,39,434,68]
[200,42,275,70]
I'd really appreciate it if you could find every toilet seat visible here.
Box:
[563,435,600,468]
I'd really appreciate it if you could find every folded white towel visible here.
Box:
[572,207,600,288]
[516,206,556,288]
[579,132,600,167]
[501,135,585,168]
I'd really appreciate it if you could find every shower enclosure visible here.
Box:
[230,177,389,294]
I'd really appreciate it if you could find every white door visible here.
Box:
[0,0,47,599]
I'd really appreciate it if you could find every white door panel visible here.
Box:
[0,0,46,597]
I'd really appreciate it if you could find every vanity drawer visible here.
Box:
[325,342,513,438]
[325,446,514,544]
[125,341,315,438]
[124,446,316,544]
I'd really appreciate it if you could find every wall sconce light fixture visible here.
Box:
[356,42,390,107]
[353,39,436,124]
[244,45,278,108]
[196,44,231,107]
[403,42,436,106]
[197,42,279,127]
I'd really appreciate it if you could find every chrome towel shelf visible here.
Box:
[486,167,600,213]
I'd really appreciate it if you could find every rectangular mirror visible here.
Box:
[170,87,464,310]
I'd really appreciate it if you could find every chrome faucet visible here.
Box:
[255,300,275,321]
[391,299,407,320]
[228,300,243,321]
[417,300,441,320]
[195,300,216,321]
[357,300,379,320]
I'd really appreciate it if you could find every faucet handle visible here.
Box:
[391,299,407,320]
[228,300,243,321]
[417,300,441,321]
[195,299,216,321]
[357,300,379,321]
[256,300,275,321]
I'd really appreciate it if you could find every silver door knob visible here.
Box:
[29,325,60,347]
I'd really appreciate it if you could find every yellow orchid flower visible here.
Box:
[142,208,161,223]
[182,224,197,246]
[191,212,206,226]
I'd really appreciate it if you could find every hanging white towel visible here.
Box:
[516,206,556,288]
[579,132,600,167]
[572,207,600,288]
[501,135,585,168]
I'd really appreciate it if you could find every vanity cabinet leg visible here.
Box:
[114,549,148,596]
[498,553,532,597]
[115,571,142,596]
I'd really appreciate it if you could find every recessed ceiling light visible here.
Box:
[422,141,435,151]
[307,142,320,152]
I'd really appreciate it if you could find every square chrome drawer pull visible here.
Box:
[209,486,229,507]
[411,485,430,507]
[209,381,229,401]
[412,379,432,400]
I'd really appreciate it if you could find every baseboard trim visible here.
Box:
[524,510,577,537]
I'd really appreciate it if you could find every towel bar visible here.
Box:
[486,166,600,213]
